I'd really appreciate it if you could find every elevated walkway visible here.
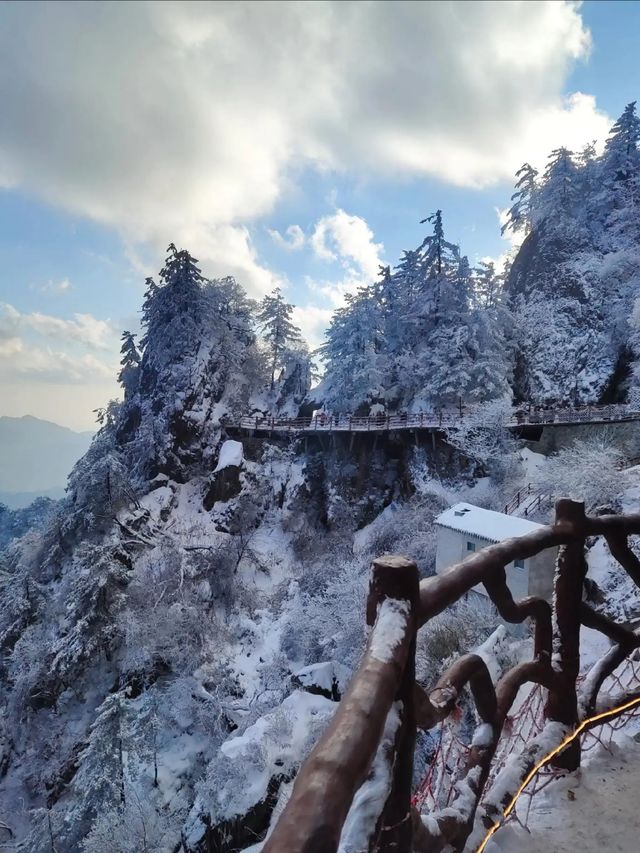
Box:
[224,403,640,439]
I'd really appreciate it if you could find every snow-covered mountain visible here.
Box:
[504,110,640,405]
[3,106,640,852]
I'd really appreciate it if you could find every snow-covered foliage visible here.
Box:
[443,399,521,482]
[320,211,512,413]
[506,102,640,404]
[535,435,628,510]
[0,496,59,549]
[1,240,482,851]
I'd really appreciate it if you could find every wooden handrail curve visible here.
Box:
[263,500,640,853]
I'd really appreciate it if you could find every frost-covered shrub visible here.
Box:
[363,498,440,575]
[280,558,369,671]
[189,691,335,848]
[82,797,174,853]
[536,436,627,510]
[443,399,522,485]
[415,600,497,687]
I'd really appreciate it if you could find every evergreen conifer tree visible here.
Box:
[257,288,302,389]
[502,163,538,235]
[118,331,140,399]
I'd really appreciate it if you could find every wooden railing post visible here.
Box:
[367,556,419,853]
[546,498,587,771]
[264,555,418,853]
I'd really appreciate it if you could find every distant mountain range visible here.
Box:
[0,416,93,508]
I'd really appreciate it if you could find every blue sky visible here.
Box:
[0,0,637,429]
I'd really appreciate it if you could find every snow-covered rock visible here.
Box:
[293,660,351,700]
[214,440,244,473]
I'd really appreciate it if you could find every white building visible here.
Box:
[434,502,556,603]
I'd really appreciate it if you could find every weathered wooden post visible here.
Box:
[546,498,587,771]
[262,554,419,853]
[367,555,419,852]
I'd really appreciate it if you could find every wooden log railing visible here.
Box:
[263,500,640,853]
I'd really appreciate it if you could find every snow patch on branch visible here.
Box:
[438,764,483,824]
[472,722,495,748]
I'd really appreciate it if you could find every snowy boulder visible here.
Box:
[149,472,171,490]
[293,660,351,701]
[214,440,244,473]
[204,440,244,509]
[139,485,174,522]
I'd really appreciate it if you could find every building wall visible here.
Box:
[436,526,550,602]
[527,548,557,601]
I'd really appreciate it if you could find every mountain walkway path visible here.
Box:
[224,402,640,437]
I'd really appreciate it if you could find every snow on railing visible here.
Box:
[226,402,640,437]
[263,501,640,853]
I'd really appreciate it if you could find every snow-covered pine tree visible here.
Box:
[320,285,385,413]
[118,332,140,400]
[575,140,598,201]
[467,267,513,404]
[536,147,579,226]
[596,101,640,244]
[320,210,511,412]
[601,101,640,185]
[257,288,302,390]
[418,209,461,326]
[63,693,127,844]
[418,254,475,406]
[113,246,262,484]
[502,163,538,236]
[472,260,500,309]
[276,341,314,414]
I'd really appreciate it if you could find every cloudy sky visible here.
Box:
[0,0,638,429]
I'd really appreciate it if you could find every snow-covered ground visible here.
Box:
[488,732,640,853]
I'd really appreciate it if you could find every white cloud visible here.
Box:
[269,224,306,251]
[175,222,286,297]
[0,302,118,402]
[311,209,384,280]
[0,337,115,383]
[291,304,333,351]
[0,304,120,428]
[301,208,386,316]
[34,277,72,294]
[0,336,22,358]
[0,1,611,293]
[1,303,116,350]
